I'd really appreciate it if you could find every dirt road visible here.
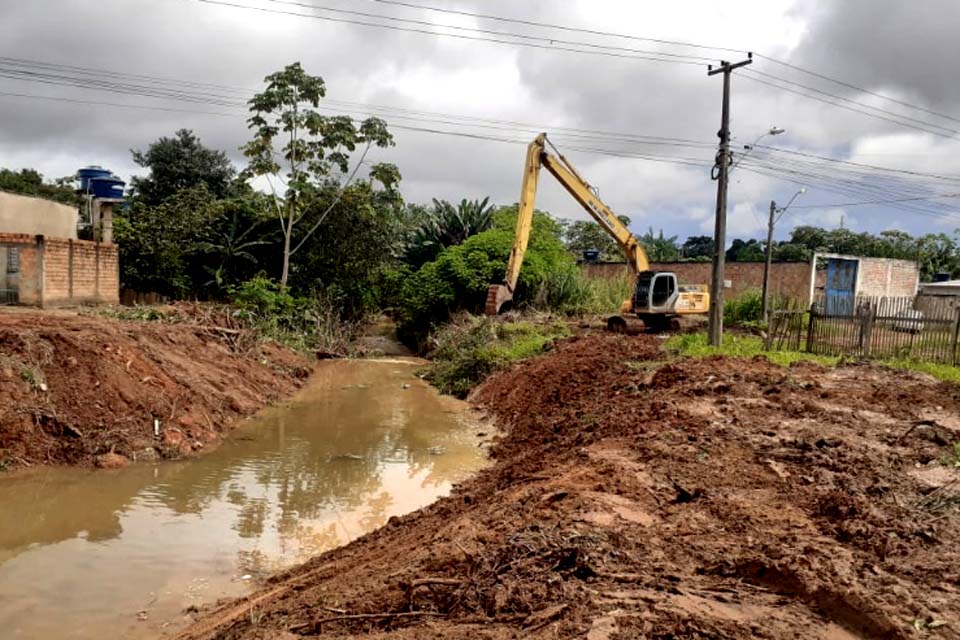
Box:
[172,332,960,639]
[0,307,309,468]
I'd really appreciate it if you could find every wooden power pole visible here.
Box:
[762,199,776,323]
[707,55,752,347]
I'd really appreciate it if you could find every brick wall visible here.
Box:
[0,233,118,306]
[581,261,813,301]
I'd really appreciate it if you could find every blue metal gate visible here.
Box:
[825,258,858,314]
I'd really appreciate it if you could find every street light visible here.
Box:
[730,126,785,173]
[762,187,806,321]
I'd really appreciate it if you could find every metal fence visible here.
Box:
[767,295,960,365]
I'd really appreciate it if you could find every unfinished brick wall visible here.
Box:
[0,233,118,306]
[581,261,813,301]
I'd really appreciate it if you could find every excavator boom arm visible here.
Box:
[486,134,648,315]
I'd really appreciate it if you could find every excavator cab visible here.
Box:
[635,271,678,313]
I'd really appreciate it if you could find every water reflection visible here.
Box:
[0,359,488,639]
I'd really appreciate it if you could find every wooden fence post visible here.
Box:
[860,302,874,357]
[952,307,960,366]
[805,303,817,354]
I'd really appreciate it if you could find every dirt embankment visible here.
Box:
[175,332,960,640]
[0,308,310,469]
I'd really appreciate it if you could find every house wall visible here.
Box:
[0,233,118,306]
[0,191,77,239]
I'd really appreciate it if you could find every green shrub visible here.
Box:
[426,315,570,397]
[229,275,296,316]
[396,207,577,344]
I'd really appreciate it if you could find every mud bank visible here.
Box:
[0,309,310,468]
[176,332,960,639]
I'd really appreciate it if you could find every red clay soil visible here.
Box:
[174,333,960,640]
[0,307,310,469]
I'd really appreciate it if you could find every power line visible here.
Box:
[367,0,745,54]
[191,0,705,66]
[753,53,960,125]
[744,69,957,136]
[0,56,717,149]
[740,73,956,139]
[363,0,959,127]
[258,0,715,62]
[753,143,960,184]
[789,193,960,209]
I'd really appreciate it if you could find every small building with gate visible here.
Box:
[0,189,119,307]
[811,253,920,314]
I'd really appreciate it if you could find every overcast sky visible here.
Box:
[2,0,960,243]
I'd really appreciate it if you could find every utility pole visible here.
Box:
[707,54,752,346]
[761,188,804,323]
[762,199,776,323]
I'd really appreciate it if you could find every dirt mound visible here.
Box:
[174,333,960,639]
[0,309,310,468]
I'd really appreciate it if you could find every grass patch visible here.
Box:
[426,314,571,397]
[664,332,840,367]
[667,331,960,385]
[884,359,960,385]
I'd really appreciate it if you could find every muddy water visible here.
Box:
[0,359,490,639]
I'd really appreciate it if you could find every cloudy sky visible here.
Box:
[2,0,960,244]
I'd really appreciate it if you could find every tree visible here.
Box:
[0,168,78,205]
[131,129,236,205]
[562,215,631,262]
[772,242,810,262]
[404,197,496,267]
[196,192,277,292]
[638,227,680,261]
[114,186,221,296]
[681,235,714,261]
[726,238,765,261]
[290,175,406,318]
[242,62,396,288]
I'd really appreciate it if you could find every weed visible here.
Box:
[940,442,960,467]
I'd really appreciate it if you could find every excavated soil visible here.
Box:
[176,332,960,640]
[0,308,310,468]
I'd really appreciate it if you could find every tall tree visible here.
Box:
[131,129,236,205]
[681,235,714,261]
[242,62,396,288]
[404,197,497,267]
[0,168,78,205]
[638,227,680,261]
[562,215,631,262]
[726,238,766,261]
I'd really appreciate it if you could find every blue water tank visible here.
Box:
[89,175,125,200]
[77,166,112,192]
[582,249,601,262]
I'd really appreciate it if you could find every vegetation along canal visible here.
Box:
[0,358,490,639]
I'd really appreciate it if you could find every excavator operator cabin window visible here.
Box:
[652,274,675,306]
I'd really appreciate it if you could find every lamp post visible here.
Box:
[730,126,785,173]
[762,187,806,322]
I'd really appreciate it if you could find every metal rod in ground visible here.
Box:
[707,54,752,346]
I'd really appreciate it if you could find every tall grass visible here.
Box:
[531,270,632,316]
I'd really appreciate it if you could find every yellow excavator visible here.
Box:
[485,133,710,331]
